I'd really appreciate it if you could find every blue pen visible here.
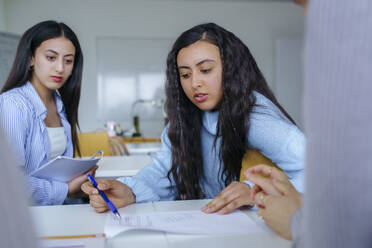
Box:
[87,174,121,220]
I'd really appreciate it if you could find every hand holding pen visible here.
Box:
[81,175,136,215]
[87,174,121,219]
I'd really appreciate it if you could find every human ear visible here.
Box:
[29,56,35,69]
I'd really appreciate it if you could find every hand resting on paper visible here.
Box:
[68,165,98,198]
[201,181,255,215]
[244,164,302,240]
[81,179,136,212]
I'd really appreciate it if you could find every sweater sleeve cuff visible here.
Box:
[117,176,160,203]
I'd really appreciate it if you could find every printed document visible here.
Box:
[104,210,264,238]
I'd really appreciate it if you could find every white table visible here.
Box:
[30,200,291,248]
[125,142,161,155]
[95,155,152,178]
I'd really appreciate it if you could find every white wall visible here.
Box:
[4,0,304,136]
[276,38,303,127]
[0,0,6,31]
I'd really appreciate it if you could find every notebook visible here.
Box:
[31,151,103,182]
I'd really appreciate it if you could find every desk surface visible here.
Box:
[95,155,152,178]
[125,142,161,155]
[120,137,161,155]
[30,200,291,248]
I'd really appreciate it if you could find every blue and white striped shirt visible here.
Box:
[0,82,73,205]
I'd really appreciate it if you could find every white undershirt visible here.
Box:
[46,127,67,160]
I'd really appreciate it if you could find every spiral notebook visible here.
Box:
[31,151,103,182]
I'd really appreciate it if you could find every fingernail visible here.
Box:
[218,210,225,215]
[92,189,98,194]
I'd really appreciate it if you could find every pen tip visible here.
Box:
[115,212,121,220]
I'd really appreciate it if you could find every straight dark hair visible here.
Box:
[1,20,83,156]
[165,23,295,200]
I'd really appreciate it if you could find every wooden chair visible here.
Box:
[239,149,279,181]
[121,137,161,144]
[109,136,130,156]
[77,132,111,157]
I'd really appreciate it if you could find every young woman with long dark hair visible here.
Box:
[0,20,96,205]
[82,23,305,214]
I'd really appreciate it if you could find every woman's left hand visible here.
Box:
[68,165,98,197]
[201,181,254,215]
[244,165,302,240]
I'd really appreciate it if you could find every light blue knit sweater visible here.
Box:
[118,92,305,202]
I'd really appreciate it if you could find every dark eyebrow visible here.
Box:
[45,49,74,57]
[196,59,216,66]
[178,65,190,70]
[178,59,216,70]
[45,49,58,55]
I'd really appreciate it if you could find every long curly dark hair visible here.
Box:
[165,23,295,200]
[1,20,83,156]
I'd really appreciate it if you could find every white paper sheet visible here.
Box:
[104,210,264,238]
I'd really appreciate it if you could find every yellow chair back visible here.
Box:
[239,149,279,181]
[77,132,111,157]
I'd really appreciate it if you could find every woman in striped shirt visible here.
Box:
[0,20,96,205]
